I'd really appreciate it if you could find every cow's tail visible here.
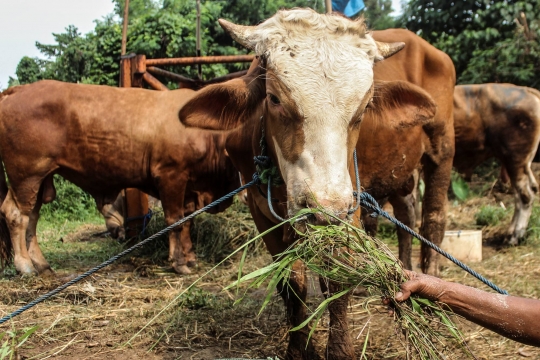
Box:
[0,97,13,268]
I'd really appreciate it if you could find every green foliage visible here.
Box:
[14,57,44,85]
[399,0,540,89]
[450,172,470,201]
[526,204,540,244]
[363,0,397,29]
[39,175,99,223]
[0,326,38,360]
[475,205,508,227]
[183,288,218,310]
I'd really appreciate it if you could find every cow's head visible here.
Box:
[180,9,413,222]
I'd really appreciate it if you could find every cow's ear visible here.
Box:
[367,81,437,128]
[179,66,265,131]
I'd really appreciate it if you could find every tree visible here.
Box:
[399,0,540,89]
[14,56,44,85]
[363,0,397,30]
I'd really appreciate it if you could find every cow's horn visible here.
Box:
[374,41,405,62]
[218,19,257,50]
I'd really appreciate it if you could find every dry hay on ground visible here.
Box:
[0,196,539,359]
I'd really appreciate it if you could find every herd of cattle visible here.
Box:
[0,8,539,359]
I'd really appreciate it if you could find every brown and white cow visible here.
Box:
[0,82,239,276]
[453,83,540,245]
[179,9,443,359]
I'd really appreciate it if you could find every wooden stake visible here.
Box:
[196,0,202,79]
[325,0,332,13]
[121,0,130,55]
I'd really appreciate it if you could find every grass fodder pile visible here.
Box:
[191,199,261,263]
[232,210,471,360]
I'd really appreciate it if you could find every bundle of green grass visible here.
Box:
[230,209,471,359]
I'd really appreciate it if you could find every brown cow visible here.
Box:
[179,9,442,359]
[359,29,456,273]
[0,82,239,276]
[453,84,540,245]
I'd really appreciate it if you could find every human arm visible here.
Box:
[396,271,540,347]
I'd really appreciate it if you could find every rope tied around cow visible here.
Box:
[254,116,282,187]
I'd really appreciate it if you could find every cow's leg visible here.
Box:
[181,220,196,267]
[360,196,388,237]
[248,201,314,359]
[167,221,190,275]
[26,196,53,275]
[278,260,314,360]
[319,279,354,360]
[158,181,193,275]
[389,193,416,270]
[0,190,36,275]
[361,209,379,236]
[420,158,452,275]
[506,164,537,245]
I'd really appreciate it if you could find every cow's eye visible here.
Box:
[268,93,281,105]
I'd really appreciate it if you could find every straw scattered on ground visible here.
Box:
[0,189,539,359]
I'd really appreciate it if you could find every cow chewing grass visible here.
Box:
[229,208,472,360]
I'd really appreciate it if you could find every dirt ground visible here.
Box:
[1,189,540,359]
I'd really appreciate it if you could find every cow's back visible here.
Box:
[356,29,456,197]
[453,84,540,175]
[0,80,197,196]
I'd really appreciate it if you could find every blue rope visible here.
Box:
[125,209,154,236]
[0,178,259,326]
[267,175,285,222]
[359,192,508,295]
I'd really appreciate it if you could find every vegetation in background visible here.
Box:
[475,205,509,227]
[39,175,100,224]
[450,172,470,201]
[526,205,540,245]
[399,0,540,90]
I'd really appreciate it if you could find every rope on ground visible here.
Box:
[0,177,259,326]
[359,191,509,295]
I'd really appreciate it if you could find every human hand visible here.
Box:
[395,270,447,302]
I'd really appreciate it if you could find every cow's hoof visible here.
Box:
[172,263,192,275]
[39,268,56,278]
[504,236,519,246]
[15,258,38,276]
[286,331,318,360]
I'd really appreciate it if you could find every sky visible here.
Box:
[0,0,403,90]
[0,0,116,89]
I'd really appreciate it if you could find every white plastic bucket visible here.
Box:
[440,230,482,264]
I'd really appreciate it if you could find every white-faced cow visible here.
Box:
[453,83,540,245]
[179,9,446,359]
[0,83,239,276]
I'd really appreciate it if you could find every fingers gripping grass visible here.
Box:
[229,209,472,359]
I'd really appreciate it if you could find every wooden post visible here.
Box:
[325,0,332,13]
[196,0,202,79]
[121,0,130,55]
[119,52,149,239]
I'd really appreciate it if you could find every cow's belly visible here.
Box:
[357,126,425,199]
